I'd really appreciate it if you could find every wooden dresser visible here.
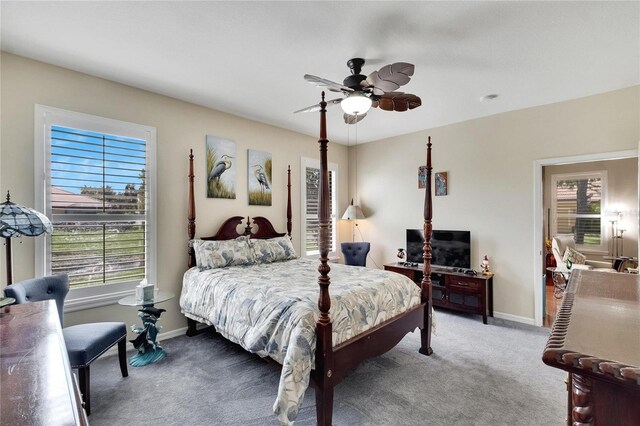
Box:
[1,300,88,425]
[542,269,640,425]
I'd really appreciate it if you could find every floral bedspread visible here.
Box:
[180,258,421,425]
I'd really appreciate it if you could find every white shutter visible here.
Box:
[48,125,148,287]
[552,171,606,252]
[34,106,156,300]
[301,157,337,257]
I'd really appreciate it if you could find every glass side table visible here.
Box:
[118,291,174,367]
[546,267,569,299]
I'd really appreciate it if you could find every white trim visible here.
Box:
[493,311,535,326]
[34,105,157,310]
[300,156,338,258]
[533,149,638,327]
[65,288,135,313]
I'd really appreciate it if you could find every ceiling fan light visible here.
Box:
[341,92,372,115]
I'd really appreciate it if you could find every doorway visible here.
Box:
[533,149,639,327]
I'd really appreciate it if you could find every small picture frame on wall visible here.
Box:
[435,172,448,196]
[418,165,427,189]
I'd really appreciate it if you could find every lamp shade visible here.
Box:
[0,191,52,238]
[341,92,372,115]
[341,200,365,220]
[1,191,53,284]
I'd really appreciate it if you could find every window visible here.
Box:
[35,105,156,311]
[551,171,606,252]
[301,157,337,257]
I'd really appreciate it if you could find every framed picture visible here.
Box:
[206,135,236,199]
[435,171,448,196]
[418,165,427,189]
[248,149,272,206]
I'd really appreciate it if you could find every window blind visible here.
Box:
[49,125,148,288]
[304,166,336,255]
[553,175,603,247]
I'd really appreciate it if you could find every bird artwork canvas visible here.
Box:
[418,165,427,189]
[248,149,272,206]
[435,171,448,196]
[206,135,236,199]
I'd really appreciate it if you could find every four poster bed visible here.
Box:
[180,93,434,425]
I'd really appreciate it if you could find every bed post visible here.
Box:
[287,165,292,238]
[186,149,199,337]
[314,92,334,426]
[420,137,434,356]
[188,149,196,268]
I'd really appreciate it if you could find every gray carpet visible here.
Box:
[89,310,566,425]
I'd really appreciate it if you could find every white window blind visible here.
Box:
[551,171,606,251]
[35,105,156,310]
[301,157,337,256]
[50,126,148,287]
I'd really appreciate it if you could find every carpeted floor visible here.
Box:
[90,309,566,425]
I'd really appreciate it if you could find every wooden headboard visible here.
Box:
[187,152,292,268]
[201,216,286,241]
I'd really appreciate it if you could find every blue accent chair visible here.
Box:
[341,242,371,267]
[4,274,128,415]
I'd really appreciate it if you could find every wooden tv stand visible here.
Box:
[384,263,494,324]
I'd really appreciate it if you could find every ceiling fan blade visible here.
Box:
[344,112,367,125]
[364,73,400,96]
[382,62,415,78]
[377,92,422,112]
[364,62,415,96]
[294,98,343,114]
[304,74,354,93]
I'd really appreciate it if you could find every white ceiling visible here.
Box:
[1,1,638,144]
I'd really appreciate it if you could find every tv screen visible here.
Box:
[406,229,471,268]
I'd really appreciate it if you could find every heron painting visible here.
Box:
[206,135,236,199]
[248,149,272,206]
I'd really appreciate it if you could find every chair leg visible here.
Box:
[118,338,129,377]
[78,366,91,416]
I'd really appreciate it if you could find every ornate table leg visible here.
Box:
[571,373,593,425]
[129,305,167,367]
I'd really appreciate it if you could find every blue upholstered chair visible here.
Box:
[341,242,371,267]
[3,274,128,415]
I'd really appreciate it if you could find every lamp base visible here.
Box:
[4,237,13,285]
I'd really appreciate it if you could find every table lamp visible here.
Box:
[1,191,52,284]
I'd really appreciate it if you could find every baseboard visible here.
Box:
[101,326,188,358]
[493,311,535,326]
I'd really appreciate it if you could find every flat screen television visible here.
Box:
[406,229,471,268]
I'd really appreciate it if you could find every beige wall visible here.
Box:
[543,158,638,261]
[351,85,639,322]
[0,53,348,332]
[2,51,638,328]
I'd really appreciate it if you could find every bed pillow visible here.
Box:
[562,246,586,266]
[192,236,256,269]
[251,236,298,264]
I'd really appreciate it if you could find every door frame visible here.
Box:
[533,149,638,326]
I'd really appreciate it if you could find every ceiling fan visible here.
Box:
[295,58,422,124]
